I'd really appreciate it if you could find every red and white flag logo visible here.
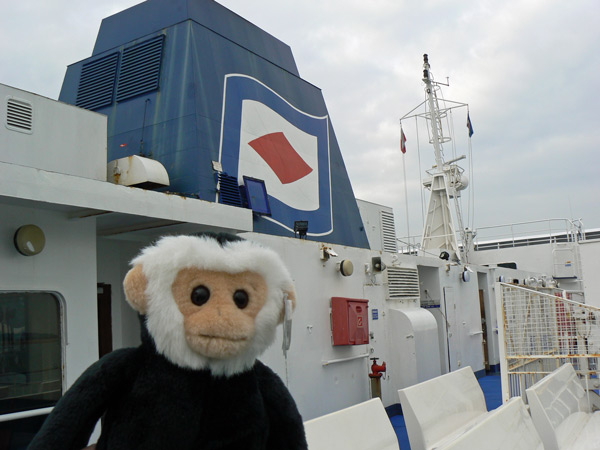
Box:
[238,100,320,211]
[219,74,332,236]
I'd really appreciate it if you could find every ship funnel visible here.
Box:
[58,0,370,248]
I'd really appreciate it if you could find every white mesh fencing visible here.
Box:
[496,282,600,402]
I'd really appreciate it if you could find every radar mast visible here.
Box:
[401,54,472,262]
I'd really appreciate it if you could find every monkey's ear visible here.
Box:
[123,265,149,314]
[278,287,297,324]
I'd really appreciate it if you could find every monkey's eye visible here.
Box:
[233,290,249,309]
[191,285,210,306]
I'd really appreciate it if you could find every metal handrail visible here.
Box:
[397,218,587,253]
[0,407,53,423]
[474,218,585,248]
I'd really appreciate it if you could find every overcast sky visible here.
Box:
[2,0,599,244]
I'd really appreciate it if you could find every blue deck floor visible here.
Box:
[390,373,502,449]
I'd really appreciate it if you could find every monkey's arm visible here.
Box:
[255,361,308,450]
[28,347,141,450]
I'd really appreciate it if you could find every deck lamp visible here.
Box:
[338,260,354,277]
[14,224,46,256]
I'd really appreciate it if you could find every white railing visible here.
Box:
[496,282,600,403]
[396,236,421,255]
[398,218,588,254]
[474,218,585,250]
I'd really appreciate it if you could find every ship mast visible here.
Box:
[410,54,470,262]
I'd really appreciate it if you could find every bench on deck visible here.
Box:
[526,362,600,450]
[436,397,543,450]
[303,398,399,450]
[398,366,488,450]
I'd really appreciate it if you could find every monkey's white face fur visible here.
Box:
[123,235,296,377]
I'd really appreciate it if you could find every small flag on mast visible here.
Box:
[401,129,407,154]
[467,113,474,137]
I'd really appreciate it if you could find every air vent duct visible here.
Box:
[107,155,169,189]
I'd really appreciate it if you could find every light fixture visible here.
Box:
[14,224,46,256]
[338,260,354,277]
[294,221,308,239]
[439,251,450,261]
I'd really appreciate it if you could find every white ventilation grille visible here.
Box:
[386,267,420,300]
[380,210,398,253]
[6,97,33,133]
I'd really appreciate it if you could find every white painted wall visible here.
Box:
[247,233,476,420]
[0,83,107,181]
[0,204,98,389]
[471,244,553,274]
[471,243,582,292]
[251,234,380,420]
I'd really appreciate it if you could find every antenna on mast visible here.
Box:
[422,54,445,170]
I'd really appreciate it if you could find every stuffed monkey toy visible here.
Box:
[28,232,308,450]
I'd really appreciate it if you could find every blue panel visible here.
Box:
[93,0,298,76]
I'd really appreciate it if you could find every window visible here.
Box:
[0,292,63,415]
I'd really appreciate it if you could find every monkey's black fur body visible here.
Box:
[28,322,307,450]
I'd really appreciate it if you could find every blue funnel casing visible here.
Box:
[59,0,370,249]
